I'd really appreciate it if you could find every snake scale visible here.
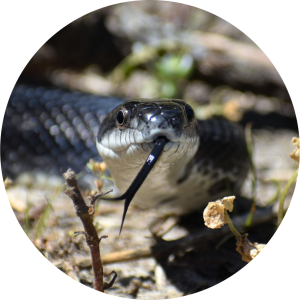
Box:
[1,84,250,225]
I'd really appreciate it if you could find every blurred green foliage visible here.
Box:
[112,43,194,98]
[155,53,194,97]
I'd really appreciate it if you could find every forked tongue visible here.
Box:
[100,136,168,234]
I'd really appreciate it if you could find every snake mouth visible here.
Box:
[100,136,168,234]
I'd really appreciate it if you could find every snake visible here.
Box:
[1,84,250,231]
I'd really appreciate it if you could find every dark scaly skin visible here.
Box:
[179,119,250,197]
[1,84,250,201]
[1,84,123,177]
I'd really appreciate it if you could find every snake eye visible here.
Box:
[117,110,125,125]
[116,110,125,125]
[116,108,128,129]
[185,104,194,123]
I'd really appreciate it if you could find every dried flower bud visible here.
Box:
[290,137,300,163]
[95,162,107,173]
[94,179,103,191]
[236,234,265,262]
[87,159,107,173]
[203,196,236,229]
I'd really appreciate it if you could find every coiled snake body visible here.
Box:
[2,84,250,214]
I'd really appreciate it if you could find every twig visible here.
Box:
[102,248,152,264]
[103,271,118,290]
[87,189,113,215]
[63,169,115,292]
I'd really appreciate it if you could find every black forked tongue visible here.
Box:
[100,136,168,234]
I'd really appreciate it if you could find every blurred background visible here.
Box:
[19,1,294,125]
[3,1,298,298]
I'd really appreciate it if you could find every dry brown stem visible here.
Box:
[63,169,116,292]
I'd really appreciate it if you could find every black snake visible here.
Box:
[1,84,250,229]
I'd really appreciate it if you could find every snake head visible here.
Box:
[96,99,199,234]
